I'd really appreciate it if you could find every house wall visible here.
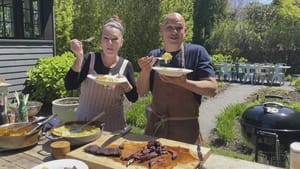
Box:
[0,39,54,99]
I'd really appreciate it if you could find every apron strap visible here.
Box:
[153,115,198,136]
[119,59,128,75]
[89,52,96,73]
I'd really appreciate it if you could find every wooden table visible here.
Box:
[0,132,210,169]
[0,136,54,169]
[0,132,284,169]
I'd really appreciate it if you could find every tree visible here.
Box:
[54,0,74,55]
[192,0,228,51]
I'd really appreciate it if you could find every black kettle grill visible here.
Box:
[240,95,300,167]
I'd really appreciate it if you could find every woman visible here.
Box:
[65,16,138,132]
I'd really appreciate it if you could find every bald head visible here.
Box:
[162,12,186,27]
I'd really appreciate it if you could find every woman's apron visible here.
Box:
[144,46,203,144]
[76,52,128,132]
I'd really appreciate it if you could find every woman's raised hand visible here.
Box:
[70,39,84,59]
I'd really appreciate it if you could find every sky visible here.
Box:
[259,0,272,4]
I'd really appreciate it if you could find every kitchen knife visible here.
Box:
[100,126,132,148]
[196,144,204,169]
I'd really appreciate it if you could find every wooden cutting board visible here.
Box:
[67,133,210,169]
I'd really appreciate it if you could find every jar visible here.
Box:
[290,142,300,169]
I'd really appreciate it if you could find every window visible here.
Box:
[0,0,41,39]
[0,0,14,37]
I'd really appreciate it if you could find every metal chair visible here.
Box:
[255,64,268,85]
[231,63,245,82]
[243,64,256,84]
[219,62,232,81]
[271,63,285,86]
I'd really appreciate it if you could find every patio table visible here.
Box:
[0,132,284,169]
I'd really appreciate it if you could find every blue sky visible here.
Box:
[258,0,272,4]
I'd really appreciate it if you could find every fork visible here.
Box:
[71,112,105,133]
[80,36,95,43]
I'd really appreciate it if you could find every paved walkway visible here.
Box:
[199,82,294,142]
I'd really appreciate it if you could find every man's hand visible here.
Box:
[138,56,156,72]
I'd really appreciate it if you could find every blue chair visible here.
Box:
[219,62,232,81]
[231,63,245,82]
[271,63,285,86]
[243,64,256,84]
[255,64,268,85]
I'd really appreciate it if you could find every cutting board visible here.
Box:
[67,133,210,169]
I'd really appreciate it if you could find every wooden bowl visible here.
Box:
[50,140,71,159]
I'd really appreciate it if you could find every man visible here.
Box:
[136,12,217,144]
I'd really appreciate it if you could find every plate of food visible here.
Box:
[31,159,88,169]
[88,74,127,86]
[152,67,193,77]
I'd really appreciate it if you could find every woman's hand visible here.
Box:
[70,39,84,59]
[116,74,133,92]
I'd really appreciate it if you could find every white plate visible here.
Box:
[31,159,89,169]
[88,74,127,86]
[152,67,193,77]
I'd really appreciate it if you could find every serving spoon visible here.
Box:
[71,111,105,133]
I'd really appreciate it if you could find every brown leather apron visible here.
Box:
[144,46,203,144]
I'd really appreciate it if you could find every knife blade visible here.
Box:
[100,126,132,148]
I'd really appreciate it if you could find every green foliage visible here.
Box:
[192,0,228,49]
[211,53,248,64]
[69,0,162,71]
[293,77,300,92]
[216,103,248,141]
[125,95,152,129]
[55,0,74,55]
[26,52,77,105]
[290,102,300,112]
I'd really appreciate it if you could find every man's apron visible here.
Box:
[144,74,202,144]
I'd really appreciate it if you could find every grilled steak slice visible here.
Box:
[84,144,121,157]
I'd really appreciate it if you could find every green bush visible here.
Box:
[26,51,78,105]
[293,77,300,92]
[125,95,152,130]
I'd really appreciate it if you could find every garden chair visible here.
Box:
[255,63,268,85]
[271,63,285,86]
[231,63,245,82]
[219,62,232,81]
[243,63,256,84]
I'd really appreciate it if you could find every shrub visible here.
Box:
[293,77,300,92]
[125,95,152,130]
[26,51,78,105]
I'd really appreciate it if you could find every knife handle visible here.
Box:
[120,126,132,136]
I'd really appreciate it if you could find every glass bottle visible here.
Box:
[18,93,29,122]
[0,92,8,125]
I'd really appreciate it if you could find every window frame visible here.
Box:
[0,0,41,39]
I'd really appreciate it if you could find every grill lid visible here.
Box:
[241,101,300,130]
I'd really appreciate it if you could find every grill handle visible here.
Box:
[265,95,283,100]
[255,130,281,166]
